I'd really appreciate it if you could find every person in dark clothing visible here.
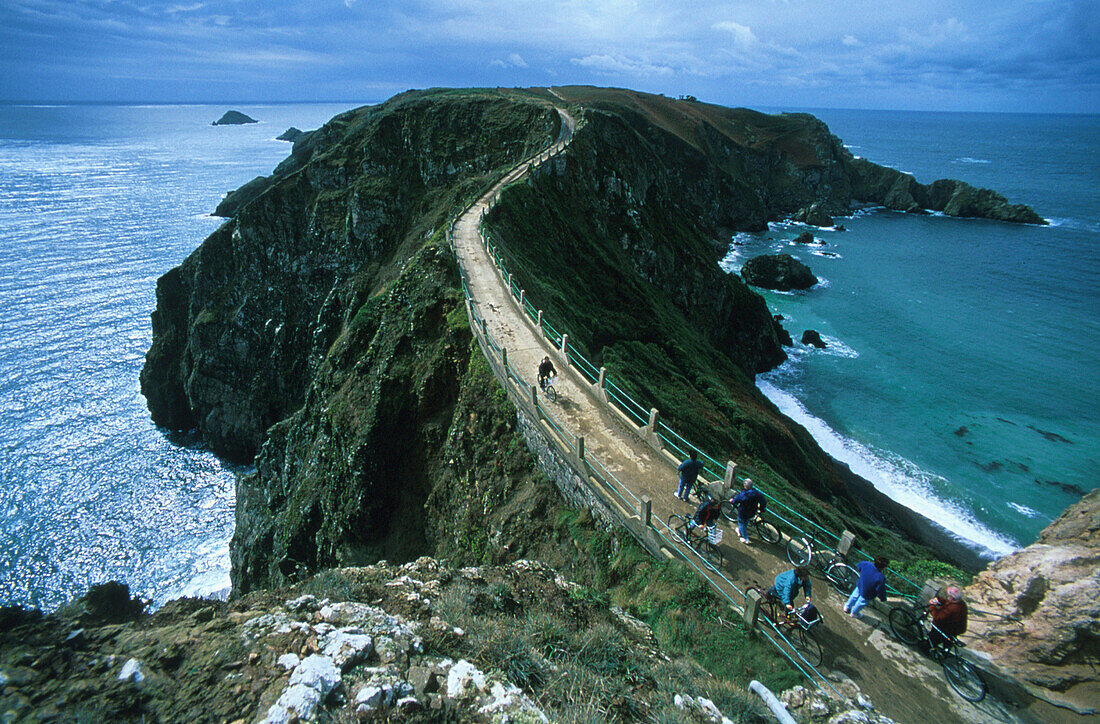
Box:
[537,355,556,388]
[729,478,766,543]
[688,497,722,532]
[843,556,889,618]
[767,567,812,611]
[676,450,705,501]
[928,586,968,649]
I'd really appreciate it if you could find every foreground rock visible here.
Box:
[741,254,817,291]
[0,559,762,723]
[212,110,257,125]
[964,489,1100,714]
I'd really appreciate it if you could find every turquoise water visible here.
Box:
[0,103,360,609]
[726,110,1100,555]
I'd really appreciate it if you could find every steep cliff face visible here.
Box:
[142,94,560,462]
[964,489,1100,713]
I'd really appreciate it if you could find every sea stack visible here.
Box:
[740,254,817,291]
[212,110,258,126]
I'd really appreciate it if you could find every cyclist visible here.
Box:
[843,556,888,619]
[729,478,766,544]
[687,496,722,534]
[768,566,812,612]
[676,450,705,501]
[537,355,557,390]
[928,586,968,650]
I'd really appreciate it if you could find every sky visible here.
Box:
[1,0,1097,112]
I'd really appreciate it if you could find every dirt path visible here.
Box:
[451,108,1029,724]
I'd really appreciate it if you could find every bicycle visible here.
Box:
[745,586,823,667]
[539,374,557,402]
[888,601,987,702]
[718,503,781,544]
[785,531,858,594]
[666,513,723,567]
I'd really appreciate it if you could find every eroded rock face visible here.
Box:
[741,254,817,291]
[964,489,1100,711]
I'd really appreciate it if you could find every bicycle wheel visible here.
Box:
[943,655,986,702]
[755,519,781,544]
[888,607,923,646]
[790,626,823,667]
[787,537,812,567]
[696,539,723,567]
[544,382,557,402]
[667,514,689,542]
[720,500,736,522]
[825,562,859,593]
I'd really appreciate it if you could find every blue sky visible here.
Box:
[1,0,1097,112]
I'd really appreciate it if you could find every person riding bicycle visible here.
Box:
[729,478,766,544]
[687,496,722,533]
[928,586,968,650]
[537,355,556,389]
[768,566,812,612]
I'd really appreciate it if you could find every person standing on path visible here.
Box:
[843,556,889,619]
[676,450,705,501]
[729,478,766,543]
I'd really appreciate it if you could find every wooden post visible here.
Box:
[595,366,608,403]
[837,530,856,557]
[597,367,606,390]
[921,580,941,606]
[519,289,525,310]
[530,384,538,409]
[537,310,543,333]
[501,348,508,376]
[561,333,569,360]
[744,588,763,629]
[577,436,585,461]
[647,408,659,433]
[640,496,652,527]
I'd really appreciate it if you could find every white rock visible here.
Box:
[856,693,874,710]
[445,659,487,699]
[117,658,145,683]
[321,630,373,669]
[289,654,341,695]
[810,699,831,718]
[285,594,318,612]
[697,696,723,721]
[477,681,548,723]
[674,693,687,710]
[276,653,300,671]
[355,685,387,711]
[262,683,322,724]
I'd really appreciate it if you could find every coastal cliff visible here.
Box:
[141,87,1046,597]
[964,489,1100,714]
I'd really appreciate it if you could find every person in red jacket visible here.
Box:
[928,586,968,649]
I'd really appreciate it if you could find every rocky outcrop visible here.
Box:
[0,559,758,723]
[793,202,833,227]
[793,230,818,244]
[964,489,1100,713]
[846,157,1046,224]
[212,110,257,125]
[276,127,307,142]
[740,254,817,291]
[212,174,273,217]
[801,330,827,348]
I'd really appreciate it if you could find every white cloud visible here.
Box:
[842,34,861,47]
[714,21,758,49]
[571,54,674,76]
[508,52,527,68]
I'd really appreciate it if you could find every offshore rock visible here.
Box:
[741,254,817,291]
[964,489,1100,713]
[801,330,827,348]
[212,110,257,125]
[276,127,305,142]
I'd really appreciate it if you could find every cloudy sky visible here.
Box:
[1,0,1096,112]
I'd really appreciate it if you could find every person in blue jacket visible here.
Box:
[676,450,705,501]
[844,557,889,619]
[729,478,766,544]
[768,566,812,611]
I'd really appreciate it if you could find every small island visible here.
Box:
[212,110,258,126]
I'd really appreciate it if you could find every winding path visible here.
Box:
[450,103,1030,724]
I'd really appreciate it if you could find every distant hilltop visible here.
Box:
[212,110,257,126]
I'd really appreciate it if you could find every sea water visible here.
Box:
[0,103,359,609]
[724,110,1100,556]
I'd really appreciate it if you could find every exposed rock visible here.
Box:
[802,330,827,348]
[794,202,834,227]
[964,489,1100,712]
[741,254,817,291]
[276,127,305,142]
[213,174,273,218]
[773,315,793,347]
[794,230,818,244]
[117,658,145,683]
[778,680,896,723]
[213,110,257,125]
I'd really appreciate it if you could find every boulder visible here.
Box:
[801,330,827,348]
[212,110,257,126]
[740,254,817,291]
[793,231,817,244]
[963,489,1100,713]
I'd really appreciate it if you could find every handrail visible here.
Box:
[446,117,855,694]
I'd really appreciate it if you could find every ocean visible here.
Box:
[726,109,1100,556]
[0,103,360,610]
[0,104,1095,609]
